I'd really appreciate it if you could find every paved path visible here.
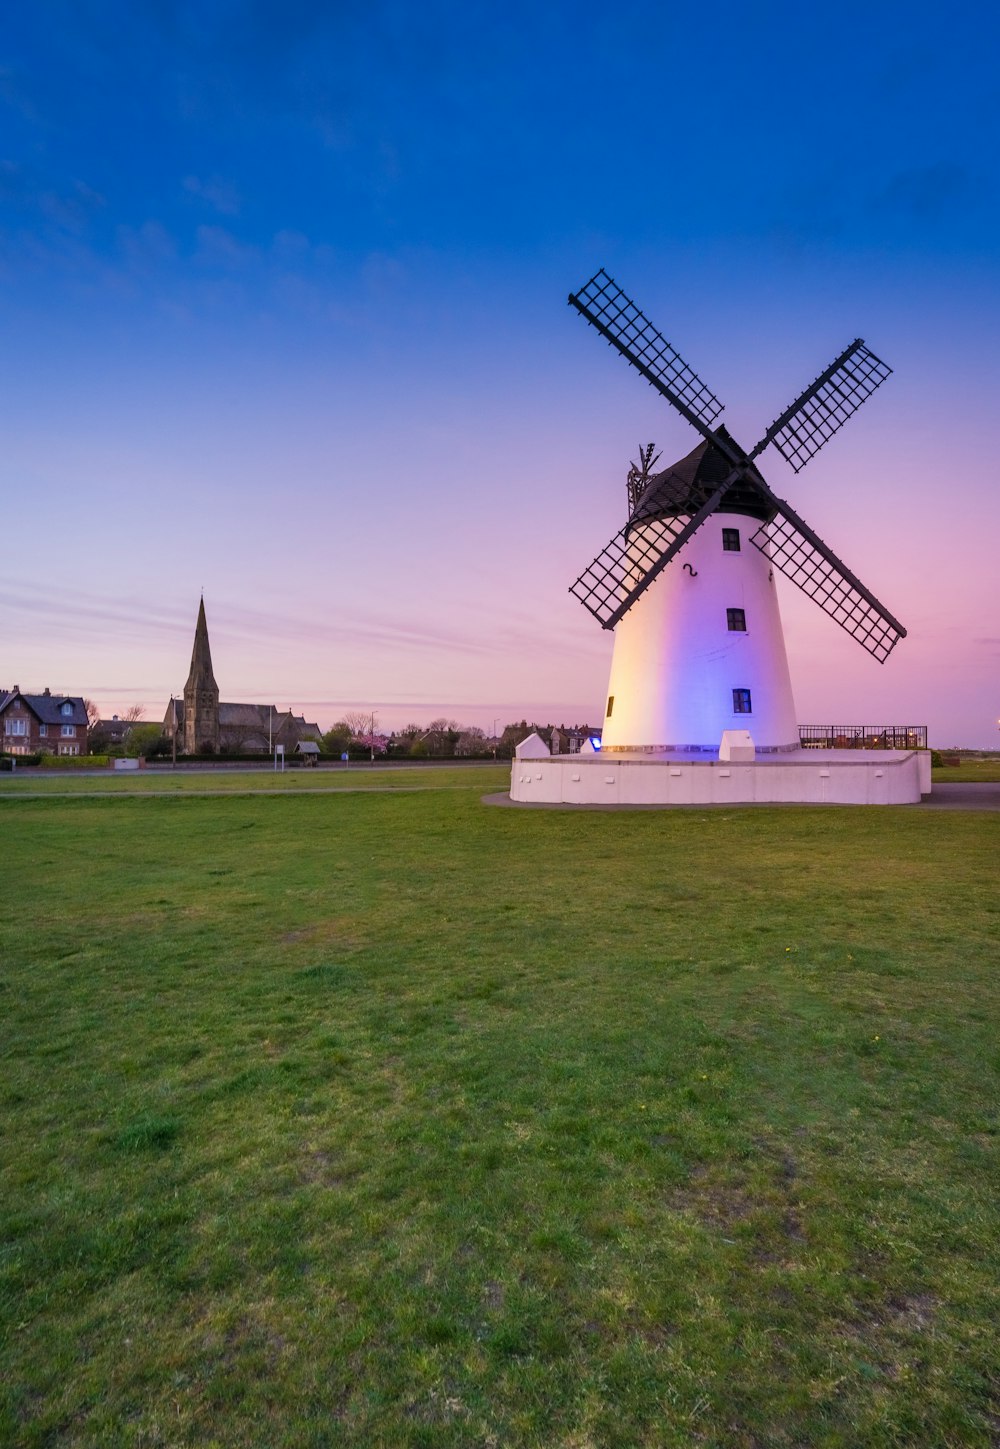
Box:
[486,785,1000,812]
[917,782,1000,811]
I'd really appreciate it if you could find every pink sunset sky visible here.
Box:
[2,4,998,747]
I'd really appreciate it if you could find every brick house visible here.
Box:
[0,688,89,755]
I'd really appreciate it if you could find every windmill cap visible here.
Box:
[631,427,770,523]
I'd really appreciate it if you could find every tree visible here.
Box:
[343,711,378,739]
[126,723,167,758]
[322,721,352,756]
[455,727,485,757]
[343,711,382,759]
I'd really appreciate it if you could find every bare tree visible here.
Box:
[121,704,145,726]
[455,727,485,757]
[83,698,101,730]
[343,710,378,739]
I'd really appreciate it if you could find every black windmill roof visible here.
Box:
[631,426,771,524]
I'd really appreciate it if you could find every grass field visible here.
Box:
[2,770,999,1446]
[932,757,1000,784]
[0,763,490,795]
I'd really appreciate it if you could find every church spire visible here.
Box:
[182,596,220,754]
[184,595,218,695]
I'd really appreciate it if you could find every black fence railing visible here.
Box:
[799,725,928,751]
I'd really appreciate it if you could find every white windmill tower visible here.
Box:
[567,270,905,755]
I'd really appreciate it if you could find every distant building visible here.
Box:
[93,716,132,747]
[0,687,88,755]
[163,600,322,755]
[546,724,602,755]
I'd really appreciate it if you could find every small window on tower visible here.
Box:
[722,528,741,552]
[727,608,746,632]
[606,695,614,718]
[733,688,752,714]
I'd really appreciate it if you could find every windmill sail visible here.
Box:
[750,500,906,661]
[752,340,892,473]
[570,477,731,629]
[568,270,725,440]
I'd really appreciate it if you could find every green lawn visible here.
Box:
[2,775,998,1446]
[932,757,1000,784]
[0,763,495,795]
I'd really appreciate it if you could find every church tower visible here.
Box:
[183,597,220,754]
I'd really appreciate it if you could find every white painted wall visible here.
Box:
[601,512,799,751]
[510,750,926,806]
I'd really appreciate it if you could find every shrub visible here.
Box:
[39,753,110,769]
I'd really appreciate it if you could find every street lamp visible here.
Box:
[493,718,499,760]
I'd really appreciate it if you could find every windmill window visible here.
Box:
[732,688,752,714]
[727,608,746,632]
[722,528,741,552]
[606,695,614,718]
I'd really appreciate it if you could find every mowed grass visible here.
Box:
[1,776,998,1447]
[0,763,494,796]
[932,757,1000,784]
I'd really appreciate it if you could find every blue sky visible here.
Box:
[2,1,998,743]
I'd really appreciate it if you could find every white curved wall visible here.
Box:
[601,512,799,751]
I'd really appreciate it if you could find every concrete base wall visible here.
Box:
[510,748,930,806]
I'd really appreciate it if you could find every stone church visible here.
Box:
[164,599,322,755]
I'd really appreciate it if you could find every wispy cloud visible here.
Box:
[0,579,589,665]
[874,162,972,221]
[183,174,241,216]
[194,224,259,269]
[117,219,177,270]
[0,579,562,663]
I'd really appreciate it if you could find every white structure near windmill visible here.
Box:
[511,270,929,806]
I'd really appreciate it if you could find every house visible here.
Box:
[0,688,89,755]
[93,715,132,747]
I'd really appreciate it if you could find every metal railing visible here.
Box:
[799,725,927,751]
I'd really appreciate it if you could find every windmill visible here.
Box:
[568,269,905,753]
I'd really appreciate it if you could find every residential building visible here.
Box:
[0,688,89,755]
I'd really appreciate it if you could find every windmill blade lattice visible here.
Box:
[750,501,906,661]
[754,341,892,473]
[571,478,729,629]
[569,270,725,438]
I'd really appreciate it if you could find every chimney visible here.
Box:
[44,686,51,696]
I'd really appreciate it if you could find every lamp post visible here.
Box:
[170,694,177,769]
[493,718,499,760]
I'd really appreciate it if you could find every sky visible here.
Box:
[2,0,998,746]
